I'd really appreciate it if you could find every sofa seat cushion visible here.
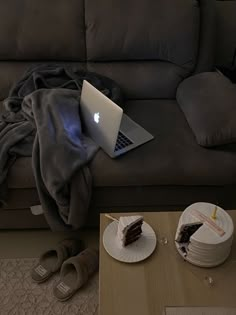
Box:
[6,100,236,190]
[90,99,236,187]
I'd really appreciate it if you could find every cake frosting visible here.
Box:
[175,202,234,267]
[117,215,143,246]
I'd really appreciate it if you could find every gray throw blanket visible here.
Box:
[0,64,123,230]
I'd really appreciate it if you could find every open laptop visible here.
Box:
[80,80,154,158]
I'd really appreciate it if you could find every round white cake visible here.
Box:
[175,202,234,267]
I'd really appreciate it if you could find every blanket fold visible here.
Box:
[0,64,123,230]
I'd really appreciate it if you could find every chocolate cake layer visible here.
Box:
[126,226,142,239]
[127,220,143,231]
[176,223,203,243]
[124,235,141,246]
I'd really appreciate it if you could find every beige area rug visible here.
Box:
[0,258,98,315]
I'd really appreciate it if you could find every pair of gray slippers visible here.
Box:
[31,239,99,301]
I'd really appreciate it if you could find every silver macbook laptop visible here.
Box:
[80,80,154,158]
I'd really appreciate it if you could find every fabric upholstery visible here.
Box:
[90,100,236,187]
[0,62,87,100]
[0,63,32,101]
[1,185,236,229]
[7,157,35,188]
[0,101,4,116]
[85,0,200,71]
[88,185,236,226]
[0,0,85,60]
[215,1,236,68]
[194,0,216,73]
[1,0,236,229]
[177,72,236,147]
[7,100,236,191]
[3,188,40,209]
[0,208,48,229]
[87,61,190,100]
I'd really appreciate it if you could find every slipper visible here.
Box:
[53,248,99,301]
[31,239,84,283]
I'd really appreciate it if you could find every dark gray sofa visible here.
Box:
[0,0,236,229]
[215,0,236,70]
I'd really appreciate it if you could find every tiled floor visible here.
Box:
[0,228,99,258]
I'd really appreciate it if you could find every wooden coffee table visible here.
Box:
[99,211,236,315]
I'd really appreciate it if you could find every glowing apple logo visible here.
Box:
[94,112,100,124]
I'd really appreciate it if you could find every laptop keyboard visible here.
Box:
[115,131,133,152]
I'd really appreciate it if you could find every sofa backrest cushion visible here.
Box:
[215,0,236,69]
[85,0,202,99]
[85,0,200,69]
[194,0,216,74]
[0,0,216,100]
[0,0,85,61]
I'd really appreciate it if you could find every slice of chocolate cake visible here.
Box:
[117,216,143,247]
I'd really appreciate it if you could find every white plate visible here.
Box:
[103,221,157,263]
